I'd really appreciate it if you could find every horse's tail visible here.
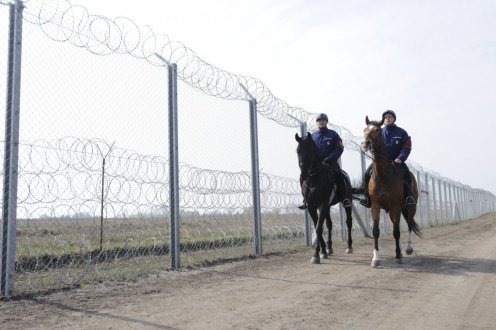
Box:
[401,207,423,238]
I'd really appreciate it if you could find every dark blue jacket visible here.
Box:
[311,126,344,162]
[381,124,411,162]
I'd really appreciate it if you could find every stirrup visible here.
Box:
[342,198,352,208]
[298,203,307,210]
[360,196,371,208]
[405,196,416,206]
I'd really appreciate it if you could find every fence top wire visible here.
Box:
[1,0,494,198]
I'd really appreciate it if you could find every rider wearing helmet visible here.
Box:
[354,110,416,207]
[298,113,352,209]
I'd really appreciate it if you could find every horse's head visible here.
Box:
[295,132,319,180]
[362,116,384,152]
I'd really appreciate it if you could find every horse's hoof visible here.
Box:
[346,248,353,254]
[371,259,381,268]
[395,258,403,264]
[326,248,333,255]
[320,253,328,259]
[311,257,320,264]
[405,247,414,255]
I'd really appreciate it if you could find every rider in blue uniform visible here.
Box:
[298,113,352,209]
[354,110,416,207]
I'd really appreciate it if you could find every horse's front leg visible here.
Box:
[311,206,326,264]
[345,206,353,254]
[371,206,381,267]
[308,207,318,246]
[324,211,333,256]
[391,210,403,264]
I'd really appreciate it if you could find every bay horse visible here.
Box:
[295,132,354,264]
[362,116,422,267]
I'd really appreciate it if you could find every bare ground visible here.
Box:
[2,213,496,330]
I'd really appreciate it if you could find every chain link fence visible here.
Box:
[1,0,495,296]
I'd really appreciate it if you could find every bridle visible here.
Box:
[295,133,336,196]
[363,119,407,184]
[363,123,389,161]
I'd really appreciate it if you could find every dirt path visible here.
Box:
[2,213,496,330]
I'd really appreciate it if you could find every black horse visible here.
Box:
[295,132,354,264]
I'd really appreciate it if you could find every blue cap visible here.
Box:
[316,113,328,122]
[382,110,396,120]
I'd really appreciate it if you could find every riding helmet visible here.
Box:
[316,113,328,122]
[382,110,396,120]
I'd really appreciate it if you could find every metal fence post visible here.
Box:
[479,192,483,216]
[438,179,444,223]
[464,187,469,217]
[467,189,471,218]
[424,173,431,227]
[472,190,476,217]
[463,187,468,218]
[443,181,450,223]
[154,54,180,269]
[448,183,454,222]
[456,186,466,219]
[240,84,262,255]
[337,158,345,241]
[1,0,24,297]
[416,171,423,226]
[456,186,463,219]
[431,176,437,225]
[359,144,370,232]
[299,122,312,247]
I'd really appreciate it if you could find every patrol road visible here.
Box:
[2,213,496,329]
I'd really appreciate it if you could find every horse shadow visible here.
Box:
[379,255,496,276]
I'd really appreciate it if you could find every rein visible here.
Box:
[302,180,317,192]
[301,158,321,191]
[363,137,388,160]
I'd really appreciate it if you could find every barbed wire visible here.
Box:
[1,0,493,194]
[9,137,303,220]
[4,136,492,223]
[0,0,360,136]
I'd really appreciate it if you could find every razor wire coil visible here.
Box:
[6,138,304,220]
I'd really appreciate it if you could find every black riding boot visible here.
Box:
[403,176,415,206]
[335,170,351,208]
[341,179,352,208]
[400,164,415,206]
[360,192,371,208]
[357,166,372,208]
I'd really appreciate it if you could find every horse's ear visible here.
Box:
[295,133,302,142]
[306,132,312,140]
[365,116,370,125]
[379,118,384,126]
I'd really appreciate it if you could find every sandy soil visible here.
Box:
[2,213,496,330]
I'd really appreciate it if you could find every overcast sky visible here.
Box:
[13,0,496,194]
